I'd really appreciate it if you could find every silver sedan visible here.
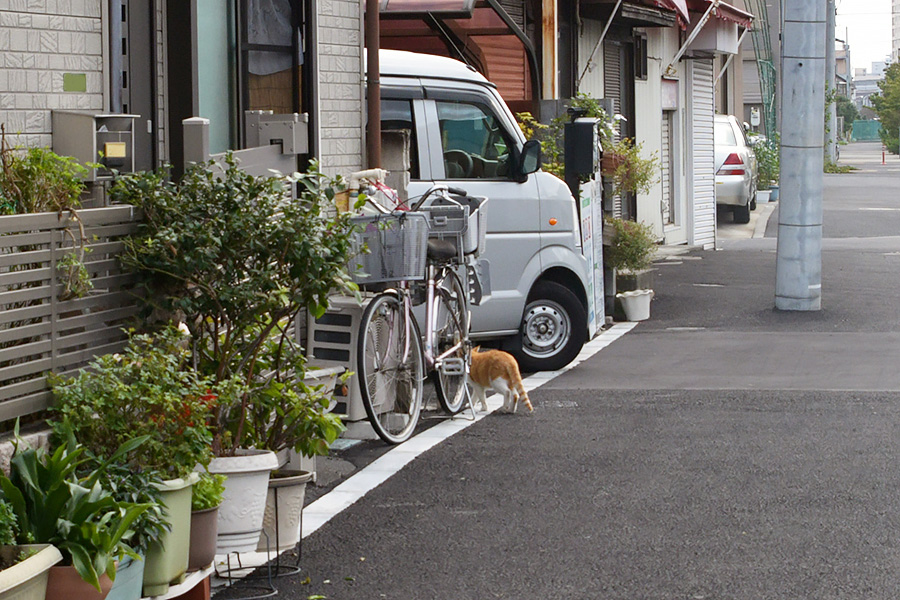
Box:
[715,115,758,224]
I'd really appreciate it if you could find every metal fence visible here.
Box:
[0,205,142,422]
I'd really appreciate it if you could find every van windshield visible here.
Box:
[436,101,511,179]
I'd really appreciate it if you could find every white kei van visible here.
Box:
[379,50,590,372]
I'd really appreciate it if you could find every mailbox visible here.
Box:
[565,117,603,176]
[51,110,138,181]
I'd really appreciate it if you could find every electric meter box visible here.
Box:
[51,110,139,181]
[564,117,603,176]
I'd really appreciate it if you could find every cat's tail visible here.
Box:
[513,376,533,412]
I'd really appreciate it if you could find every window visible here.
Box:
[435,100,512,179]
[634,32,648,81]
[239,0,307,121]
[381,99,420,179]
[714,121,737,146]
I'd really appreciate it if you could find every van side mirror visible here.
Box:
[517,139,542,181]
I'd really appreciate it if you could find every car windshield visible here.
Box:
[715,121,737,146]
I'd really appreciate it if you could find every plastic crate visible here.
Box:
[348,212,428,285]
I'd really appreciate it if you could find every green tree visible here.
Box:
[871,63,900,153]
[835,95,860,136]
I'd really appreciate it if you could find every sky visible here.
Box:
[835,0,892,74]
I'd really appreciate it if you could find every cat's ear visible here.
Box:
[473,345,481,352]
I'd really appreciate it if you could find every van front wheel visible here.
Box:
[508,281,586,372]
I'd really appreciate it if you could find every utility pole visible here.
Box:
[775,0,824,311]
[825,0,837,162]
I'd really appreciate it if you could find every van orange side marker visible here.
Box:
[548,218,558,226]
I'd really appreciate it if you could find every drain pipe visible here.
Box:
[366,0,381,168]
[775,1,824,311]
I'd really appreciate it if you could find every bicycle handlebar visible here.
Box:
[411,184,469,211]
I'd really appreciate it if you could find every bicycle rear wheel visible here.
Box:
[431,267,470,414]
[358,293,424,444]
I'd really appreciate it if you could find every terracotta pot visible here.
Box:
[46,565,113,600]
[256,470,313,552]
[188,506,219,571]
[601,153,625,175]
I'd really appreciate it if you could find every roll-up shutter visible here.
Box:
[688,59,716,249]
[661,110,674,225]
[604,42,623,218]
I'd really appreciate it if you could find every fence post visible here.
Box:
[183,117,211,169]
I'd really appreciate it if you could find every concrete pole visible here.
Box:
[775,0,824,311]
[825,0,837,161]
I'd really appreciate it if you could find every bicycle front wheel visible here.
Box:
[431,267,470,414]
[358,293,424,444]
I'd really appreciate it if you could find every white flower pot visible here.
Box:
[757,189,772,204]
[616,289,654,321]
[207,449,279,554]
[0,544,63,600]
[256,470,313,552]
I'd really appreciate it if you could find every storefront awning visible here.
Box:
[687,0,754,29]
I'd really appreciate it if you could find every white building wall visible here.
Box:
[316,0,365,176]
[0,0,106,149]
[576,17,605,98]
[634,27,664,240]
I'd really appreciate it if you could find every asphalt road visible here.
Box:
[216,142,900,600]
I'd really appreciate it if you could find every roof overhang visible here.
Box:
[579,1,678,28]
[380,0,476,18]
[687,0,754,29]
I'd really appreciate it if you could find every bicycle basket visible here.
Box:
[348,212,428,285]
[426,195,488,260]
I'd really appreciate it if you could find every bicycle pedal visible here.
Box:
[439,358,466,376]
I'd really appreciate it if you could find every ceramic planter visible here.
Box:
[187,506,219,571]
[106,554,144,600]
[46,565,113,600]
[0,544,63,600]
[142,472,199,597]
[616,289,654,321]
[208,449,279,554]
[601,153,626,175]
[256,470,313,552]
[757,189,772,204]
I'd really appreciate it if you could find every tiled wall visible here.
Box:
[0,0,105,149]
[316,0,364,175]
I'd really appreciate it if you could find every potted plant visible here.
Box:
[187,473,225,572]
[753,133,780,202]
[605,216,658,321]
[0,498,64,600]
[112,157,358,554]
[603,138,660,199]
[0,426,150,600]
[49,326,228,596]
[100,462,169,600]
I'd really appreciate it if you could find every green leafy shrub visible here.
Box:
[0,499,18,546]
[605,217,658,273]
[112,157,353,456]
[605,138,660,198]
[50,327,239,478]
[0,133,88,214]
[752,133,780,190]
[191,473,226,512]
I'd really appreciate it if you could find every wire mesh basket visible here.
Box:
[348,212,428,285]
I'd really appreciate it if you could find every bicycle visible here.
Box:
[351,185,485,444]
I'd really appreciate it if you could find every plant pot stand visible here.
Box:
[252,470,312,578]
[213,536,277,600]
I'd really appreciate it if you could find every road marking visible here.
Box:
[860,208,900,211]
[300,322,637,539]
[693,283,724,287]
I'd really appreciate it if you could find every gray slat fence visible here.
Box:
[0,205,142,422]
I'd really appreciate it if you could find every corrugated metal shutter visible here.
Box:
[478,35,530,102]
[661,110,674,225]
[689,59,716,249]
[604,42,623,218]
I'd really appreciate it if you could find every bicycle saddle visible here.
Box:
[427,238,457,261]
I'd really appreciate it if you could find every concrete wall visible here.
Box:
[0,0,106,149]
[316,0,365,176]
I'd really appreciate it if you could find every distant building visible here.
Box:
[894,0,900,62]
[853,62,890,109]
[836,44,853,98]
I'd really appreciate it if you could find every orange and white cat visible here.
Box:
[469,347,533,414]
